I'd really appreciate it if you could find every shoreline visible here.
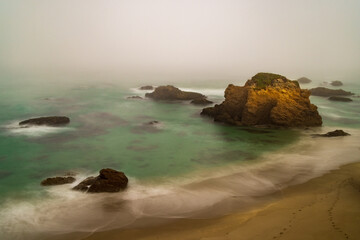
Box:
[59,161,360,240]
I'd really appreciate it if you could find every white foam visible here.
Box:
[2,121,73,137]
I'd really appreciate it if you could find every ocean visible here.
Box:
[0,76,359,240]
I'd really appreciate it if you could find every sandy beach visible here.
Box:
[63,162,360,240]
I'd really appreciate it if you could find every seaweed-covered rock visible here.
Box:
[73,168,128,193]
[328,96,352,102]
[201,73,322,127]
[19,116,70,126]
[297,77,312,84]
[191,97,213,105]
[41,176,76,186]
[145,85,204,101]
[331,81,343,87]
[309,87,353,97]
[313,130,350,137]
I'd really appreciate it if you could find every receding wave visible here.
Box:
[0,128,359,240]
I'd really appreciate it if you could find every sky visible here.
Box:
[1,0,360,83]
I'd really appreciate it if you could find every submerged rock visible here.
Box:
[309,87,353,97]
[145,85,204,101]
[201,73,322,127]
[331,81,343,86]
[73,168,128,193]
[191,97,214,105]
[139,85,154,90]
[297,77,312,84]
[19,116,70,126]
[41,176,76,186]
[127,95,143,99]
[328,96,353,102]
[313,130,350,137]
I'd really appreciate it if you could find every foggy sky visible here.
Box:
[1,0,360,82]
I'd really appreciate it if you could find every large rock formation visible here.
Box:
[19,116,70,126]
[310,87,353,97]
[297,77,312,84]
[41,176,76,186]
[73,168,128,193]
[145,85,204,101]
[201,73,322,127]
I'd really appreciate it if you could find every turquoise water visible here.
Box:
[0,76,359,239]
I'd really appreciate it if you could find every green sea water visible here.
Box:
[0,75,359,239]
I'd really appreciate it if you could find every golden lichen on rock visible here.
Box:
[201,73,322,127]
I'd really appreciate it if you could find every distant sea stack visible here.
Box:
[201,73,322,127]
[19,116,70,126]
[146,85,204,101]
[328,96,353,102]
[331,81,343,86]
[297,77,312,84]
[139,85,154,90]
[310,87,353,97]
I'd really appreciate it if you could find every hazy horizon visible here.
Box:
[1,0,360,83]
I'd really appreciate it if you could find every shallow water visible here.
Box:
[0,76,359,239]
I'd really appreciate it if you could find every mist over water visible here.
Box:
[1,0,360,83]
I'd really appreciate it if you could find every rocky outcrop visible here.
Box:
[297,77,312,84]
[201,73,322,127]
[328,96,352,102]
[73,168,128,193]
[41,176,76,186]
[19,116,70,126]
[313,130,350,137]
[191,97,213,105]
[331,81,343,86]
[310,87,353,97]
[139,85,154,90]
[145,85,204,101]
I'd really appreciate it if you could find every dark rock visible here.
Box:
[147,120,159,125]
[297,77,312,84]
[19,116,70,126]
[309,87,353,97]
[127,96,143,99]
[331,81,343,86]
[191,97,214,105]
[145,85,204,101]
[41,176,76,186]
[313,130,350,137]
[201,73,322,127]
[73,168,128,193]
[328,96,352,102]
[139,85,154,90]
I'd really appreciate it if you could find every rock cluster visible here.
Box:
[145,85,204,101]
[19,116,70,126]
[328,96,352,102]
[201,73,322,127]
[73,168,128,193]
[331,81,343,86]
[139,85,154,90]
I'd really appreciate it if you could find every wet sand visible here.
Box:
[64,162,360,240]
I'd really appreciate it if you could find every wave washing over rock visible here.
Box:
[202,73,322,127]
